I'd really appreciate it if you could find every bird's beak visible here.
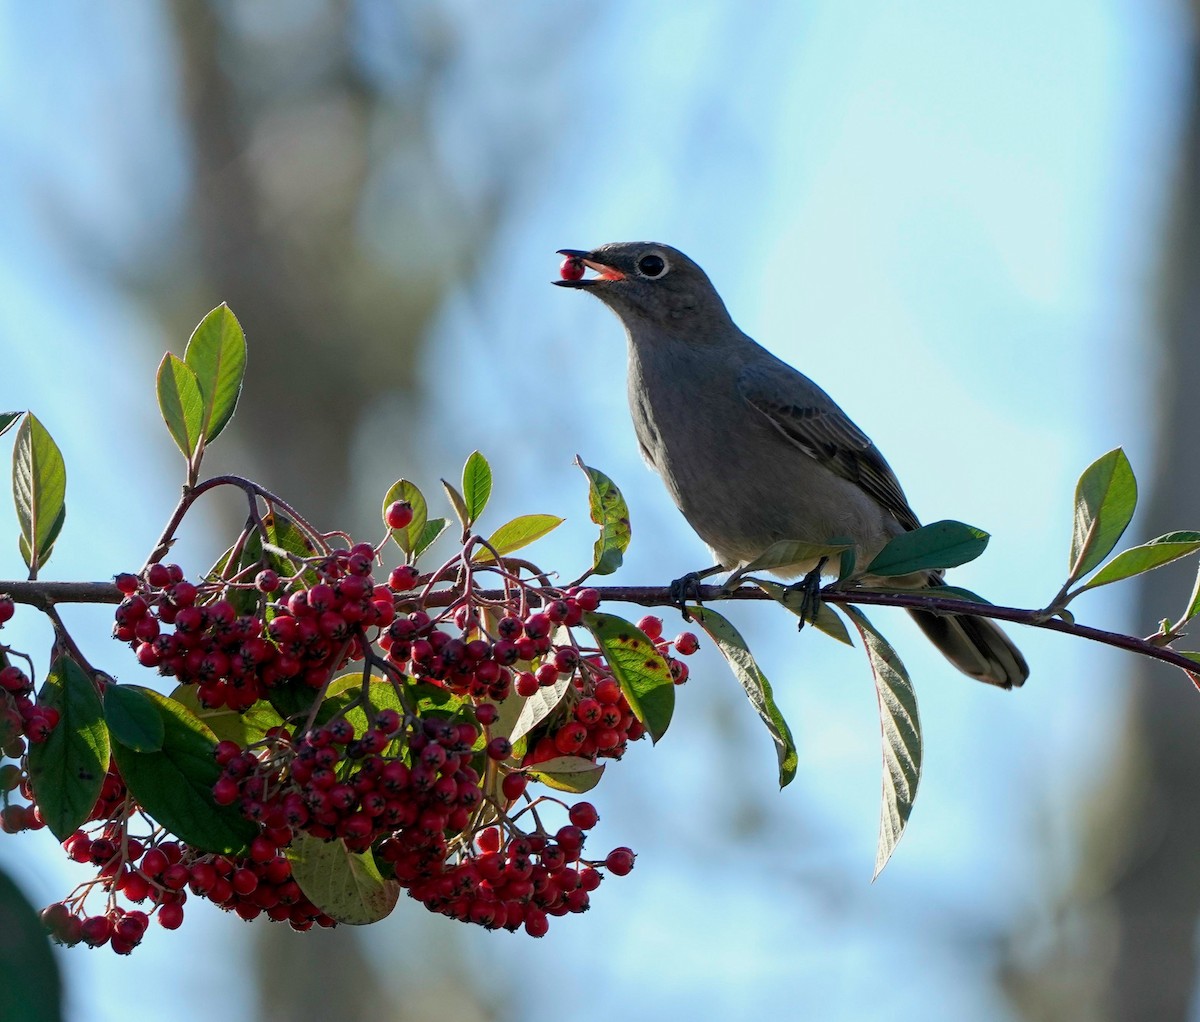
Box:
[553,249,627,288]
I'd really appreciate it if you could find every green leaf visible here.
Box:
[441,479,470,532]
[843,606,922,881]
[1075,532,1200,593]
[287,831,399,925]
[156,353,205,461]
[575,457,631,576]
[170,686,286,746]
[382,479,427,555]
[754,579,853,646]
[474,514,565,561]
[584,612,675,743]
[688,606,797,787]
[462,451,493,524]
[1069,448,1137,584]
[103,684,165,752]
[315,674,409,737]
[263,511,319,586]
[1179,566,1200,627]
[27,656,109,841]
[183,304,247,445]
[0,865,62,1022]
[110,689,256,855]
[0,412,21,438]
[526,756,605,793]
[411,517,450,559]
[12,413,67,575]
[742,539,850,575]
[865,520,989,577]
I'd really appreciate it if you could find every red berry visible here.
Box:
[559,256,585,282]
[114,573,139,596]
[636,615,663,641]
[501,772,527,801]
[474,703,499,726]
[605,847,636,875]
[525,906,550,937]
[385,501,414,530]
[486,737,512,761]
[157,902,185,929]
[568,802,599,830]
[673,631,700,656]
[515,672,539,698]
[573,588,601,612]
[80,914,113,947]
[146,564,171,589]
[255,569,280,593]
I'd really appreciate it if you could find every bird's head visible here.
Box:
[554,242,731,334]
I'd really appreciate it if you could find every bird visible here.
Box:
[554,241,1028,689]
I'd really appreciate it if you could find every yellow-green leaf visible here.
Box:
[184,304,247,445]
[12,413,66,575]
[473,514,564,561]
[156,353,204,460]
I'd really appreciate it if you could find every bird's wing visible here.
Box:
[737,361,921,532]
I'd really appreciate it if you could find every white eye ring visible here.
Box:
[637,252,669,278]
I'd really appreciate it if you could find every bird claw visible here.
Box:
[669,572,706,622]
[786,557,827,632]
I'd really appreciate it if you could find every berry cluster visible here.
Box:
[2,510,703,954]
[113,545,395,710]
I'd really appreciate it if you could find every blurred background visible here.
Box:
[2,1,1199,1019]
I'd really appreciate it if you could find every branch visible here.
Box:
[2,578,1197,682]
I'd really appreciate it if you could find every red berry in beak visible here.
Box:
[559,256,585,281]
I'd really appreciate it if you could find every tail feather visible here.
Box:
[907,607,1028,689]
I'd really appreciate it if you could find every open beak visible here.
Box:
[554,248,626,288]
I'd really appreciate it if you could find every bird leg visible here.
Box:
[668,564,724,622]
[786,557,828,631]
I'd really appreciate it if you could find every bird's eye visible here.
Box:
[637,253,667,278]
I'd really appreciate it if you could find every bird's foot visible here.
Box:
[786,557,828,631]
[668,565,722,622]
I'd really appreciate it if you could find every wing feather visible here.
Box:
[737,362,920,533]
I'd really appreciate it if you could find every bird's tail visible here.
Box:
[907,585,1028,689]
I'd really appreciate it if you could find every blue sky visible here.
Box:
[1,2,1192,1019]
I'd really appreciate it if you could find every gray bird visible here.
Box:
[555,241,1028,689]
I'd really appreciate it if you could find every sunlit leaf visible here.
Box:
[473,514,564,561]
[575,457,630,576]
[1069,448,1137,584]
[411,517,449,559]
[689,606,797,787]
[27,656,108,841]
[866,520,989,577]
[12,413,66,575]
[584,612,675,743]
[287,831,399,925]
[170,686,286,746]
[382,479,427,555]
[462,451,493,525]
[183,304,247,445]
[843,606,922,881]
[526,756,605,793]
[509,672,573,746]
[1075,532,1200,593]
[155,353,204,461]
